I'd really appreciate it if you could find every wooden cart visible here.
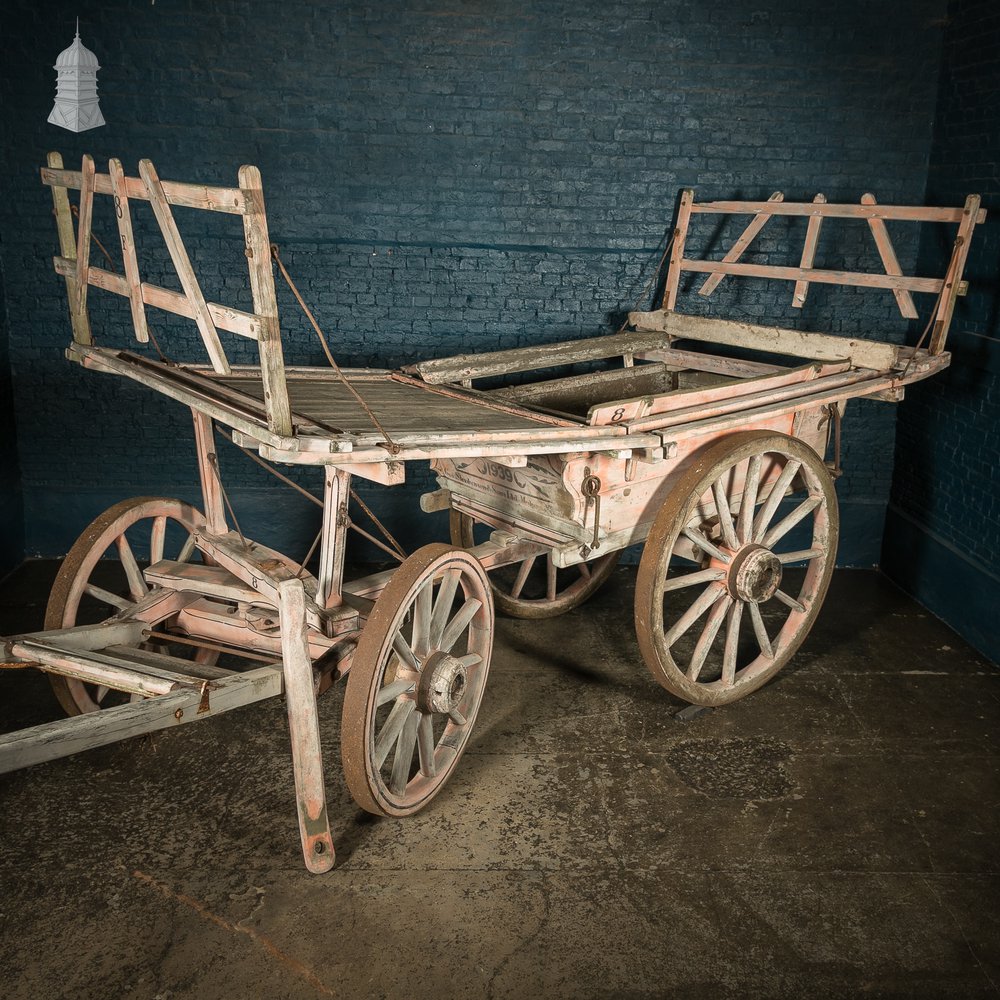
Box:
[0,155,983,872]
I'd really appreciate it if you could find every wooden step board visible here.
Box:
[11,639,215,698]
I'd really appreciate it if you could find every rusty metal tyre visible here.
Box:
[635,431,838,706]
[341,544,494,818]
[45,496,209,716]
[449,510,620,619]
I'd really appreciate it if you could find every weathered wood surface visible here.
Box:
[11,639,206,697]
[108,157,150,342]
[930,194,983,354]
[663,188,695,310]
[698,191,783,298]
[239,164,292,437]
[676,258,948,296]
[277,578,336,873]
[630,310,902,370]
[692,199,985,223]
[46,152,92,345]
[404,330,667,384]
[587,361,846,428]
[792,194,826,308]
[41,164,246,214]
[0,667,281,774]
[52,257,261,338]
[74,154,96,322]
[491,363,678,414]
[861,193,919,319]
[139,159,231,375]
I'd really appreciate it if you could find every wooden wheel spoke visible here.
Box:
[546,555,558,602]
[390,710,419,796]
[428,569,461,649]
[509,555,536,600]
[411,581,433,657]
[578,561,592,581]
[774,589,806,613]
[738,454,763,543]
[449,708,467,727]
[452,652,482,670]
[762,495,821,548]
[416,713,436,777]
[149,516,167,565]
[376,678,415,708]
[439,598,482,653]
[391,631,419,672]
[752,459,802,542]
[687,594,732,681]
[712,477,739,550]
[177,533,197,563]
[682,527,731,564]
[374,699,415,770]
[83,583,133,612]
[777,547,824,565]
[663,567,726,593]
[95,685,110,703]
[115,534,148,601]
[722,601,744,687]
[749,602,773,659]
[664,583,726,648]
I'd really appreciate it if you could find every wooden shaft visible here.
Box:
[930,194,983,354]
[108,158,150,342]
[41,165,247,214]
[662,188,695,311]
[317,468,350,609]
[46,152,92,345]
[239,165,293,437]
[74,154,96,322]
[677,258,947,295]
[277,579,335,873]
[792,194,826,308]
[692,200,976,222]
[192,410,228,534]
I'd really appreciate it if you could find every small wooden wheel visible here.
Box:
[450,510,619,619]
[341,544,494,817]
[635,431,838,706]
[45,497,210,716]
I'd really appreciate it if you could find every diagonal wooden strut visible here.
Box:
[792,194,826,308]
[861,193,918,319]
[74,154,96,321]
[698,191,784,298]
[139,159,231,375]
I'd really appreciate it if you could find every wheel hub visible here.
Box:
[417,651,468,714]
[728,544,782,603]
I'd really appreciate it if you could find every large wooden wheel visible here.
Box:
[341,544,494,817]
[45,496,210,716]
[635,431,838,706]
[450,510,619,619]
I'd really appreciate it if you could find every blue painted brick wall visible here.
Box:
[0,257,24,577]
[883,0,1000,662]
[0,0,948,566]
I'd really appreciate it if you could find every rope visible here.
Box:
[71,204,118,273]
[270,244,401,455]
[614,230,675,336]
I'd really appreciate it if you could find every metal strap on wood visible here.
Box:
[661,189,986,354]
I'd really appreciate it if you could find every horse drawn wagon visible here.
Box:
[0,154,983,871]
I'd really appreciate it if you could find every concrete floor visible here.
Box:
[0,560,998,999]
